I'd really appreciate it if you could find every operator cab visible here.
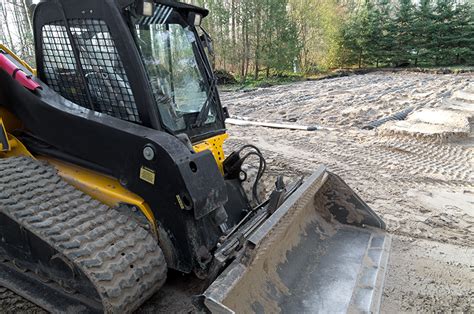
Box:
[135,2,217,134]
[34,0,225,142]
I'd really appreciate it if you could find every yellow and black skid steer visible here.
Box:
[0,0,391,312]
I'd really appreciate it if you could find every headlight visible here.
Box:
[194,14,202,26]
[141,0,154,17]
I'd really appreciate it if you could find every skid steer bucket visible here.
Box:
[197,166,391,313]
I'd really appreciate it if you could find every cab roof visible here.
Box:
[154,0,209,17]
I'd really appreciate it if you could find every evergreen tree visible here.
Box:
[412,0,436,65]
[432,0,455,65]
[393,0,416,65]
[342,0,378,68]
[365,0,384,66]
[376,0,397,66]
[430,0,474,65]
[449,0,474,65]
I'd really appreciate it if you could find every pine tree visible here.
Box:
[393,0,416,66]
[376,0,396,66]
[365,0,384,66]
[412,0,436,65]
[342,0,376,68]
[432,0,453,65]
[449,0,474,65]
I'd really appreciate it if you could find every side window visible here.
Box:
[41,19,141,123]
[42,22,91,109]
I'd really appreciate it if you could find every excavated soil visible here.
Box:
[1,72,472,312]
[223,72,473,312]
[221,72,471,128]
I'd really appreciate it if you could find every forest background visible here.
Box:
[1,0,473,82]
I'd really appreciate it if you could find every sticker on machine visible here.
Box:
[139,166,156,185]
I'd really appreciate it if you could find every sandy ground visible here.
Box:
[1,72,472,312]
[222,71,473,312]
[222,72,471,128]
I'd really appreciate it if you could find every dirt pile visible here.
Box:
[222,72,471,128]
[380,82,474,141]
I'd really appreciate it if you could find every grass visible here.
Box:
[239,73,305,88]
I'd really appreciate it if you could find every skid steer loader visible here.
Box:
[0,0,391,312]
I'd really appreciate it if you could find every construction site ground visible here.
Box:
[1,71,473,312]
[222,71,473,312]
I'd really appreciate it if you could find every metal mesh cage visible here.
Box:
[42,22,91,109]
[41,19,141,123]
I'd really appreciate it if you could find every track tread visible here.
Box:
[0,286,45,313]
[0,157,167,313]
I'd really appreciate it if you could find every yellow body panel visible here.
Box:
[0,133,33,158]
[193,133,228,172]
[0,44,36,75]
[0,109,30,157]
[38,157,158,234]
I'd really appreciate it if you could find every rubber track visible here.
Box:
[0,287,44,313]
[0,157,167,313]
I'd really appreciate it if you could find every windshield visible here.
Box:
[135,9,216,132]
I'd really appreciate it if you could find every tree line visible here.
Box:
[191,0,473,78]
[342,0,474,68]
[1,0,472,78]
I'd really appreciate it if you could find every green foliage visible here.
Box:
[5,0,471,79]
[341,0,474,67]
[394,0,416,64]
[192,0,473,74]
[3,0,473,77]
[190,0,301,79]
[412,0,436,65]
[260,0,300,74]
[238,72,304,88]
[289,0,346,72]
[431,0,474,65]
